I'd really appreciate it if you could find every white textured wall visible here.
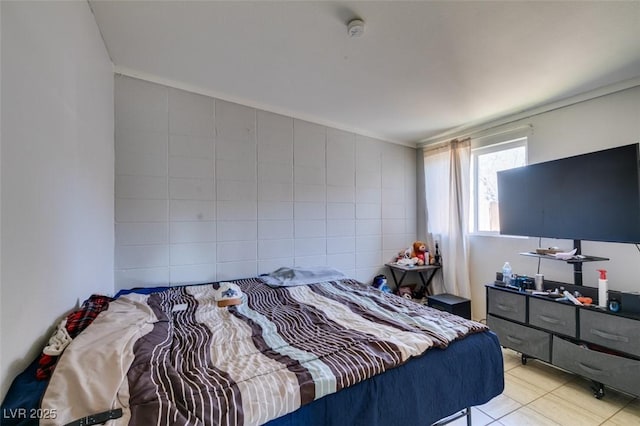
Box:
[114,75,417,289]
[469,86,640,320]
[0,1,113,398]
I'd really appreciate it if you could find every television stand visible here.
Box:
[519,239,609,285]
[486,283,640,399]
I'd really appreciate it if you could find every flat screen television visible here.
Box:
[497,143,640,243]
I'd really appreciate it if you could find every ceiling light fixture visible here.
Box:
[347,19,365,38]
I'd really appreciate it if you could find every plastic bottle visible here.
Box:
[597,269,608,308]
[502,262,512,285]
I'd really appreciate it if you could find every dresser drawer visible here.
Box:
[488,288,526,323]
[488,315,551,362]
[529,298,577,337]
[552,336,640,397]
[580,310,640,357]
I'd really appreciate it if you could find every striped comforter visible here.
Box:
[41,278,487,426]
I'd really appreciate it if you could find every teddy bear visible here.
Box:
[411,241,427,266]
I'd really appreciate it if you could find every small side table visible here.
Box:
[427,293,471,319]
[385,263,441,297]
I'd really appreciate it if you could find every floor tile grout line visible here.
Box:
[521,393,563,426]
[597,398,636,425]
[500,350,640,426]
[518,384,633,426]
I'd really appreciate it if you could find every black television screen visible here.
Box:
[497,143,640,243]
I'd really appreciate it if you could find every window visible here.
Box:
[470,138,527,233]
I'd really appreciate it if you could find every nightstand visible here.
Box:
[427,293,471,319]
[385,263,441,297]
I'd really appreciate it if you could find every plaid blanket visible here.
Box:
[36,294,112,380]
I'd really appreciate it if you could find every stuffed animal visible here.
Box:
[397,286,413,299]
[395,247,412,263]
[411,241,427,266]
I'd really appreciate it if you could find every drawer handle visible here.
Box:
[497,303,513,312]
[505,335,523,345]
[538,315,562,325]
[590,328,629,343]
[578,362,604,375]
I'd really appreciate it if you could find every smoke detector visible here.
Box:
[347,19,365,37]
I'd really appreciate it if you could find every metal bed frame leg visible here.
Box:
[431,407,471,426]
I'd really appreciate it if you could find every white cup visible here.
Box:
[535,274,544,291]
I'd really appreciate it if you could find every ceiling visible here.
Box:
[89,1,640,146]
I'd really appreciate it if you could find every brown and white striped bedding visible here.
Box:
[41,278,487,426]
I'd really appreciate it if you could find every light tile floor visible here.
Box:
[448,348,640,426]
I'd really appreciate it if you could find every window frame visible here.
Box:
[470,137,528,235]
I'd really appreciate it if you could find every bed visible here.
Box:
[4,275,504,426]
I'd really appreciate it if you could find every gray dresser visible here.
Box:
[486,284,640,399]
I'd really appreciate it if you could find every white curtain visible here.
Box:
[422,138,471,298]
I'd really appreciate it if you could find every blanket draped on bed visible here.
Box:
[41,278,487,426]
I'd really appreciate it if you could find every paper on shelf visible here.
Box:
[554,248,577,260]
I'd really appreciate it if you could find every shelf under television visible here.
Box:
[519,252,610,263]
